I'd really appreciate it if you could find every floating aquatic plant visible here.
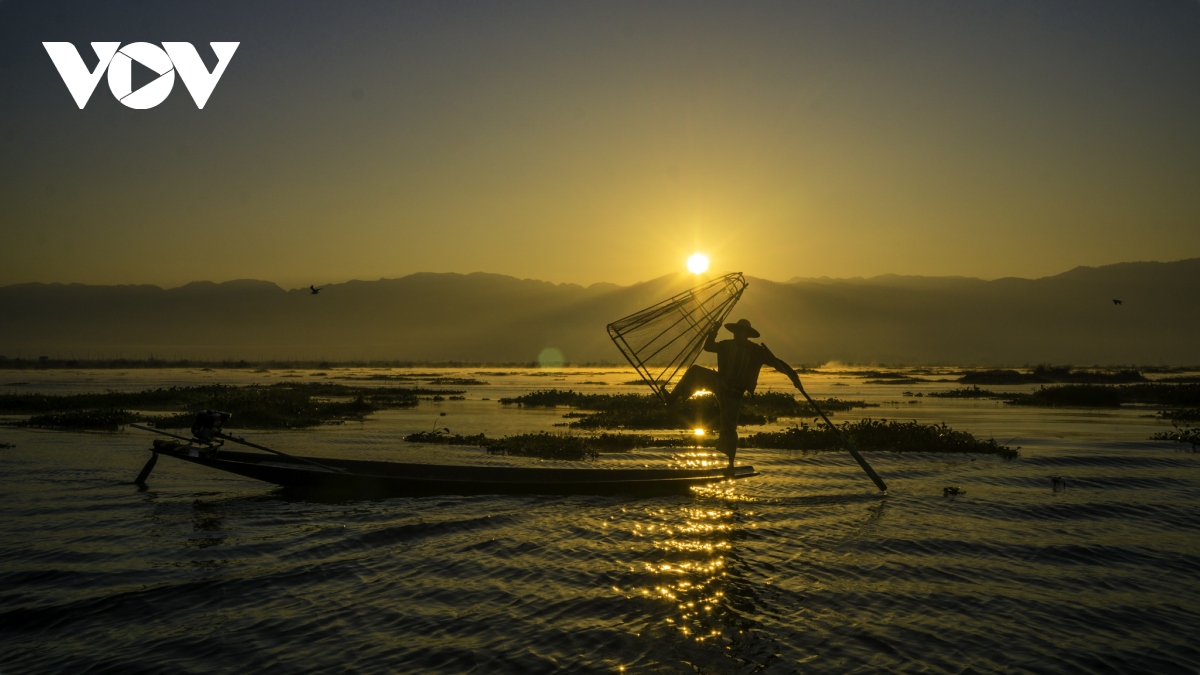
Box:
[404,430,594,460]
[1006,383,1200,408]
[928,386,1003,399]
[1005,385,1123,407]
[484,432,596,460]
[0,383,465,430]
[927,383,1200,408]
[740,419,1019,458]
[1158,408,1200,424]
[497,389,874,430]
[404,430,490,446]
[958,366,1147,385]
[1150,425,1200,450]
[17,409,140,431]
[403,429,653,459]
[404,418,1013,458]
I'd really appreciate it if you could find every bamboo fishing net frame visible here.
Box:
[607,273,747,402]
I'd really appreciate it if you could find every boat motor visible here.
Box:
[192,410,231,445]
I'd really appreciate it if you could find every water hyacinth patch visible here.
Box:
[0,383,463,430]
[926,383,1200,409]
[1157,408,1200,425]
[958,366,1148,385]
[741,419,1019,458]
[403,429,653,460]
[928,386,1002,399]
[1151,425,1200,450]
[405,420,1015,458]
[498,389,874,430]
[16,409,140,431]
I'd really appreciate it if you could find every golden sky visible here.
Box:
[2,1,1198,287]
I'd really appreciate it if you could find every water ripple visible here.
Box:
[4,372,1200,673]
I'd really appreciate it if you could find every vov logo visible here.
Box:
[43,42,239,109]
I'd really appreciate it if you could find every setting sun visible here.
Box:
[687,254,709,274]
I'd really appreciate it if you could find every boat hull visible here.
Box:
[148,441,757,497]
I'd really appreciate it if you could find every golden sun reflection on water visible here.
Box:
[669,449,733,470]
[618,497,754,645]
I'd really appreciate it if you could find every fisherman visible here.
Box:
[664,318,803,468]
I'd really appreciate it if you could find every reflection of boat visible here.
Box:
[145,439,758,497]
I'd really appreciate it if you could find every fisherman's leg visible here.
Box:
[665,366,720,405]
[716,393,742,468]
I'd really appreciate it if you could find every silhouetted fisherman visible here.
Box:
[310,285,322,295]
[664,318,803,468]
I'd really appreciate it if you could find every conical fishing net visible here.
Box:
[607,273,747,401]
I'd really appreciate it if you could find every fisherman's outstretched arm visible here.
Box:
[762,344,804,388]
[703,325,721,352]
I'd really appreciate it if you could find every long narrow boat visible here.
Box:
[144,439,757,497]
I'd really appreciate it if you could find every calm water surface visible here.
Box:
[1,368,1198,673]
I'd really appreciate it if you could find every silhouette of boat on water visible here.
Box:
[141,439,755,497]
[132,415,756,497]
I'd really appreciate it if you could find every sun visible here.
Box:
[687,253,709,274]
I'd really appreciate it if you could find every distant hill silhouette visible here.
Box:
[1,260,1197,365]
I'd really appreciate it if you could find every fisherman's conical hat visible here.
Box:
[723,318,759,338]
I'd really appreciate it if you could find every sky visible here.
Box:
[1,0,1198,288]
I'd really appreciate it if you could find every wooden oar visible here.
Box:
[214,432,350,474]
[129,423,349,474]
[790,380,888,493]
[130,423,196,444]
[134,451,158,485]
[128,424,196,485]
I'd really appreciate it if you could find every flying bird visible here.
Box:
[310,285,322,295]
[1112,299,1122,305]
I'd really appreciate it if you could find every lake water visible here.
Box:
[1,367,1198,673]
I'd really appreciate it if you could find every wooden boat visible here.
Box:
[144,439,758,497]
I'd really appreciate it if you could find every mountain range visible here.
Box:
[1,258,1197,365]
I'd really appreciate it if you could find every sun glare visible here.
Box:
[687,254,709,274]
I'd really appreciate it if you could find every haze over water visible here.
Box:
[2,367,1197,673]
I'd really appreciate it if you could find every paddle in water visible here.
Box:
[790,377,888,493]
